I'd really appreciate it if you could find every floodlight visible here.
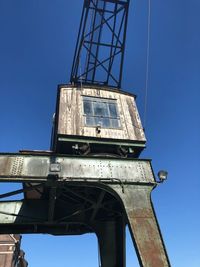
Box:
[157,170,168,183]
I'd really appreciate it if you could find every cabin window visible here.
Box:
[83,96,120,128]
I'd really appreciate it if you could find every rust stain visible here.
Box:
[127,209,168,267]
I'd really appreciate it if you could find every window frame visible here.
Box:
[82,96,121,129]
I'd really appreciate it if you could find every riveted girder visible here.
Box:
[0,153,170,267]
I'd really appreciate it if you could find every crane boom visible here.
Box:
[70,0,130,89]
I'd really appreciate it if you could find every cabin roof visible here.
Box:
[57,83,137,98]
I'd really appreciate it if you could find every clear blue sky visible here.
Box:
[0,0,200,266]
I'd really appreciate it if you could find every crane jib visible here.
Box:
[70,0,130,89]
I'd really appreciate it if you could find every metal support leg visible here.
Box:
[110,185,171,267]
[94,217,126,267]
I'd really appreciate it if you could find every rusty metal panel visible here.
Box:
[110,184,171,267]
[0,154,155,183]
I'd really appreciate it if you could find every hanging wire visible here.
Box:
[143,0,151,130]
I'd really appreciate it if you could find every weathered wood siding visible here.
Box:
[57,86,146,142]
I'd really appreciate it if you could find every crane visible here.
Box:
[0,1,171,267]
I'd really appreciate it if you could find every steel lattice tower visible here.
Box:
[71,0,130,88]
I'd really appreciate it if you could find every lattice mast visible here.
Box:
[70,0,130,89]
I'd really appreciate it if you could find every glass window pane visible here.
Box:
[111,119,120,128]
[93,102,108,117]
[94,117,102,126]
[86,116,95,126]
[84,101,93,115]
[109,103,118,118]
[94,117,111,127]
[101,117,111,127]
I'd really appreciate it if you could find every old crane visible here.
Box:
[0,1,171,266]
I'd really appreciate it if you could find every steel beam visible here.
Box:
[95,218,126,267]
[0,153,155,184]
[0,153,170,267]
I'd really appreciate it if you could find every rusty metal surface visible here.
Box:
[111,184,171,267]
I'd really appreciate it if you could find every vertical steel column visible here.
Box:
[95,217,126,267]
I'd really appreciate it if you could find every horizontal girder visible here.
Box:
[0,153,155,184]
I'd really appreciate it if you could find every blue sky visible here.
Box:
[0,0,200,266]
